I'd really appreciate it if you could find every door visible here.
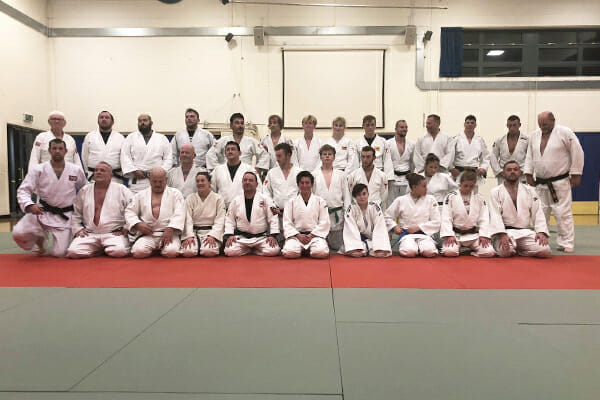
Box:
[7,124,42,216]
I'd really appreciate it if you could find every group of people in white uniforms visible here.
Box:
[13,108,583,259]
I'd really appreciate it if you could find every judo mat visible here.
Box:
[1,254,599,289]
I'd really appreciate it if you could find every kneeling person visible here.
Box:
[282,171,331,259]
[181,171,225,257]
[440,171,495,257]
[68,162,133,258]
[343,184,391,258]
[125,167,186,258]
[489,161,551,258]
[224,172,280,256]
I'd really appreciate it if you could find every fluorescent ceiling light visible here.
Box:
[487,50,505,56]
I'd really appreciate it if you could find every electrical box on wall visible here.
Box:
[23,113,34,123]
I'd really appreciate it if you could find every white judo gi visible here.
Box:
[386,138,415,202]
[171,127,215,168]
[13,162,87,257]
[67,182,133,258]
[282,194,331,258]
[292,136,322,172]
[81,130,125,181]
[347,167,389,208]
[356,135,394,181]
[490,133,529,184]
[120,131,172,193]
[312,168,350,251]
[167,166,206,198]
[125,186,186,258]
[324,137,358,173]
[343,202,392,257]
[206,135,269,171]
[488,183,551,258]
[440,192,495,257]
[451,133,491,188]
[426,173,458,205]
[181,191,226,257]
[224,192,280,257]
[386,194,441,257]
[260,134,295,170]
[28,131,80,171]
[413,132,455,173]
[264,165,302,210]
[211,162,263,209]
[524,125,584,250]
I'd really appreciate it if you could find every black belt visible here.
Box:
[535,172,570,203]
[88,167,124,181]
[504,225,529,230]
[455,166,477,172]
[234,229,267,238]
[394,170,410,176]
[453,226,479,234]
[438,202,444,206]
[360,233,370,255]
[39,199,73,220]
[194,225,213,231]
[300,231,312,235]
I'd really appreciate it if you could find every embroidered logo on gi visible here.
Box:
[259,201,265,208]
[374,146,380,151]
[342,146,348,150]
[264,179,269,185]
[69,175,78,181]
[35,141,41,146]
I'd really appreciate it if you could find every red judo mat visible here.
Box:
[0,254,599,289]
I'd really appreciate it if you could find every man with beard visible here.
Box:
[125,167,185,258]
[67,162,133,258]
[81,111,125,182]
[386,119,415,202]
[347,146,388,208]
[170,108,215,168]
[167,144,205,198]
[14,139,87,257]
[489,161,551,258]
[413,114,455,173]
[29,111,80,170]
[121,114,172,193]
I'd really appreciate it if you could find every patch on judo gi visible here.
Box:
[35,141,41,146]
[342,146,348,150]
[374,146,380,151]
[264,179,269,185]
[69,175,78,181]
[433,202,438,207]
[259,200,265,208]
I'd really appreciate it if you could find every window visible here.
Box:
[461,29,600,77]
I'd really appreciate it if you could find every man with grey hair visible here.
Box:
[67,162,133,258]
[167,143,205,197]
[29,111,80,171]
[121,114,172,193]
[125,167,185,258]
[524,111,584,253]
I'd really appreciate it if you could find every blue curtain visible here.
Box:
[439,27,463,77]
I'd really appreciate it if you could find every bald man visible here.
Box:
[524,111,584,253]
[167,143,206,197]
[121,114,172,194]
[125,167,185,258]
[29,111,80,171]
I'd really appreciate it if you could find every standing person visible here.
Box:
[440,171,495,258]
[343,184,392,258]
[14,139,87,257]
[312,144,350,252]
[450,115,490,190]
[206,113,269,175]
[324,117,358,173]
[489,161,551,258]
[347,146,388,207]
[81,111,125,182]
[386,173,441,258]
[181,172,226,258]
[211,141,262,209]
[224,172,280,257]
[260,114,294,170]
[29,111,80,170]
[167,144,205,198]
[67,162,133,258]
[356,115,394,181]
[292,115,322,172]
[424,153,458,205]
[282,171,331,259]
[524,111,584,253]
[170,108,215,169]
[387,119,415,202]
[490,115,529,184]
[121,114,172,194]
[124,168,185,258]
[413,114,455,173]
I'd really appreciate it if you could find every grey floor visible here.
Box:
[1,227,600,399]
